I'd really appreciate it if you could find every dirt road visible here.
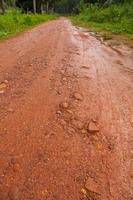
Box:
[0,18,133,200]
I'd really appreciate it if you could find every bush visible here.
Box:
[0,9,57,38]
[72,3,133,37]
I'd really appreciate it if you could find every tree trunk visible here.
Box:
[0,0,5,14]
[46,1,49,13]
[12,0,16,8]
[33,0,36,14]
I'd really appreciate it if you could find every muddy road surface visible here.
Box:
[0,19,133,200]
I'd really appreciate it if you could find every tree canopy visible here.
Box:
[0,0,132,14]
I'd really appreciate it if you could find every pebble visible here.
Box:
[87,121,99,133]
[13,163,21,173]
[81,188,87,195]
[61,70,65,74]
[56,110,62,115]
[8,108,14,112]
[60,102,69,109]
[81,129,87,134]
[0,90,4,94]
[0,82,7,90]
[4,80,8,84]
[85,177,100,194]
[73,93,83,101]
[60,119,67,126]
[11,157,19,165]
[62,77,67,81]
[67,110,73,115]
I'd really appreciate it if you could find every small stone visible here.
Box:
[85,177,100,194]
[11,157,19,165]
[8,186,20,200]
[60,102,69,109]
[62,77,67,81]
[73,93,83,101]
[4,80,8,84]
[61,70,65,74]
[56,110,62,115]
[88,121,99,133]
[0,82,7,90]
[81,129,87,134]
[8,108,14,112]
[13,163,21,173]
[60,119,66,126]
[81,188,87,195]
[66,160,69,165]
[67,110,73,114]
[0,90,4,94]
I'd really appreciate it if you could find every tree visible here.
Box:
[0,0,5,14]
[33,0,36,13]
[12,0,16,8]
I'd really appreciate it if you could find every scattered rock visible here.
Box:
[60,119,67,126]
[8,186,20,200]
[62,77,67,81]
[85,177,100,195]
[10,157,19,165]
[87,121,99,134]
[13,163,21,173]
[81,129,87,134]
[0,82,7,90]
[10,157,21,173]
[0,90,4,94]
[60,102,69,109]
[67,110,73,115]
[81,188,87,195]
[4,80,8,84]
[8,108,14,112]
[56,110,62,115]
[73,93,83,101]
[61,70,65,74]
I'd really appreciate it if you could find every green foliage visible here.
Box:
[0,9,57,38]
[54,0,80,13]
[72,3,133,37]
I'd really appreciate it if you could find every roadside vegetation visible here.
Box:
[71,1,133,39]
[0,9,57,38]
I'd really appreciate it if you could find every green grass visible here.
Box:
[0,9,57,39]
[71,3,133,39]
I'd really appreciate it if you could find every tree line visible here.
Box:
[0,0,132,14]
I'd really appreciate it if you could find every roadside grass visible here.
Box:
[71,3,133,40]
[0,9,57,39]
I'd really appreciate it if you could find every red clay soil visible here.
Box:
[0,18,133,200]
